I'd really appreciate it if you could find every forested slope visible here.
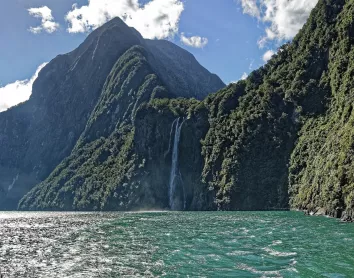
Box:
[0,18,224,210]
[19,0,354,218]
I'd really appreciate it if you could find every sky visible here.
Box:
[0,0,319,112]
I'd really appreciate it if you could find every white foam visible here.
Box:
[271,240,283,246]
[226,250,252,256]
[263,247,297,257]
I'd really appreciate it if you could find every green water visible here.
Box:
[0,211,353,277]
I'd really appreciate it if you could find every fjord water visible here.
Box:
[0,212,353,277]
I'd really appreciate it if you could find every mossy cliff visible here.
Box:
[0,18,224,210]
[5,0,354,216]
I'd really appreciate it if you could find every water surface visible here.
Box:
[0,211,353,277]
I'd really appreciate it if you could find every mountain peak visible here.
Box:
[0,13,225,209]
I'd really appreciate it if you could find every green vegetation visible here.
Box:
[19,46,171,210]
[289,0,354,214]
[0,17,224,210]
[18,0,354,215]
[199,0,350,211]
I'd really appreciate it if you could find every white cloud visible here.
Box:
[28,6,60,34]
[0,63,47,112]
[261,0,318,44]
[240,0,318,47]
[180,33,208,48]
[263,50,275,62]
[65,0,184,39]
[241,72,248,80]
[240,0,260,18]
[229,72,248,84]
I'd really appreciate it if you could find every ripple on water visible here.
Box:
[0,211,353,277]
[263,247,297,257]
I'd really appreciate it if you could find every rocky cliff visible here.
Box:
[6,0,354,217]
[0,18,224,210]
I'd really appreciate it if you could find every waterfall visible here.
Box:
[168,118,185,210]
[165,118,178,158]
[8,173,19,192]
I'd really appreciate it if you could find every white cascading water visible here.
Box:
[165,118,178,158]
[169,118,185,210]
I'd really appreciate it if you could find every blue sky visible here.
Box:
[0,0,318,111]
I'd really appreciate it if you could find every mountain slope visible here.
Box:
[199,0,346,211]
[202,0,354,215]
[19,46,168,210]
[0,18,225,210]
[16,0,354,216]
[289,0,354,217]
[146,40,224,99]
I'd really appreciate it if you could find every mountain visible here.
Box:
[0,18,225,210]
[6,0,354,220]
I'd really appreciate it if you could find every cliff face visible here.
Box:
[132,100,214,211]
[198,0,354,214]
[289,0,354,215]
[9,0,354,215]
[0,18,145,209]
[0,18,225,210]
